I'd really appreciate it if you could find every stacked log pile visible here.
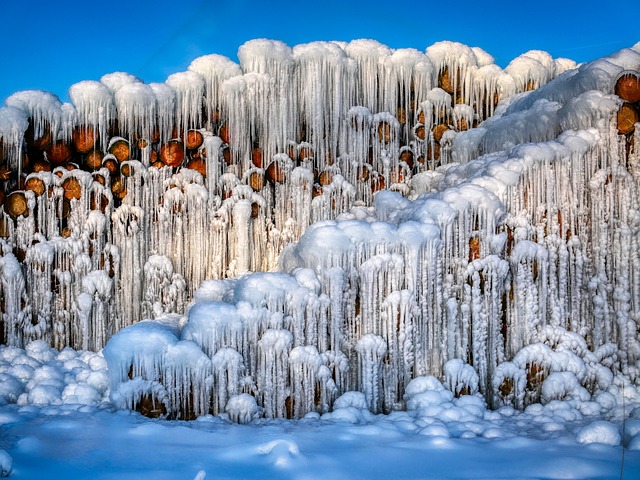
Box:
[1,40,639,419]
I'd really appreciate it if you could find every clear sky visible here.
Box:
[1,0,638,103]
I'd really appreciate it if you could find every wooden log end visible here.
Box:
[109,139,131,162]
[617,102,639,135]
[5,191,29,220]
[160,140,185,168]
[615,72,640,103]
[62,177,82,201]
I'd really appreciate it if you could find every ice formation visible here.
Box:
[1,39,640,421]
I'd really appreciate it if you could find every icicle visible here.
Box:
[355,333,387,413]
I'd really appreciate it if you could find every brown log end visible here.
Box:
[186,129,204,151]
[25,177,46,197]
[438,66,455,95]
[102,157,119,176]
[72,126,96,154]
[111,177,127,200]
[85,150,104,170]
[356,165,370,182]
[45,141,72,166]
[160,140,185,168]
[5,191,29,220]
[299,146,313,162]
[33,159,51,173]
[249,171,265,191]
[62,177,82,201]
[370,174,385,193]
[615,72,640,103]
[399,149,414,169]
[186,159,207,177]
[265,161,286,184]
[377,122,392,143]
[617,102,639,135]
[318,170,333,186]
[432,124,449,143]
[109,139,131,162]
[251,147,263,168]
[219,123,230,144]
[415,125,426,141]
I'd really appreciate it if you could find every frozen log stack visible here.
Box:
[2,39,640,420]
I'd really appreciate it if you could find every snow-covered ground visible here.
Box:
[1,342,639,479]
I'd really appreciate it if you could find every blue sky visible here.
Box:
[1,0,638,103]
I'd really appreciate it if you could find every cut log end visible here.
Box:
[615,72,640,103]
[186,130,204,151]
[160,140,185,168]
[249,171,265,191]
[5,191,29,220]
[25,177,46,197]
[265,161,286,184]
[62,177,82,201]
[617,102,639,135]
[109,140,131,162]
[73,126,96,154]
[45,141,72,166]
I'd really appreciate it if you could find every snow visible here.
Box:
[1,341,638,477]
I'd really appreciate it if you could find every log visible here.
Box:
[377,122,392,143]
[186,159,207,177]
[85,150,103,170]
[414,124,426,141]
[111,177,127,200]
[0,165,11,181]
[389,166,406,184]
[151,160,166,169]
[432,124,449,143]
[222,145,232,165]
[456,117,470,131]
[356,165,370,182]
[615,72,640,103]
[299,145,313,161]
[251,147,263,168]
[45,141,72,166]
[438,66,455,95]
[469,236,481,262]
[108,139,131,162]
[418,110,425,125]
[102,157,119,175]
[90,192,110,212]
[249,171,264,191]
[25,177,45,196]
[92,172,106,186]
[5,191,29,220]
[370,174,385,193]
[62,177,82,201]
[160,140,185,168]
[32,159,51,173]
[25,123,52,151]
[251,202,260,218]
[186,129,204,150]
[72,126,96,154]
[318,170,333,186]
[396,107,407,125]
[288,144,298,161]
[399,149,414,168]
[617,102,639,135]
[265,161,286,184]
[219,123,230,143]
